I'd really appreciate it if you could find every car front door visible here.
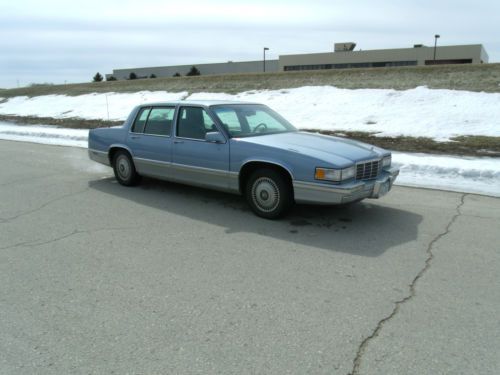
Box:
[171,106,230,190]
[127,106,175,179]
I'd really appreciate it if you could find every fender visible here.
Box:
[107,143,135,161]
[239,158,295,180]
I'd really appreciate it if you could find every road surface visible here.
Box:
[1,140,499,374]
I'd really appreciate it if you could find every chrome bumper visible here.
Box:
[293,167,399,205]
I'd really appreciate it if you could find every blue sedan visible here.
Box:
[88,100,399,218]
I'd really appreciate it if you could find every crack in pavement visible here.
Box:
[0,226,136,250]
[0,187,90,223]
[0,173,62,187]
[348,193,467,375]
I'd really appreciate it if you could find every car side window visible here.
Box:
[177,107,215,140]
[131,107,150,133]
[144,107,175,136]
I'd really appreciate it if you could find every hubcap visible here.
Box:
[251,177,280,212]
[116,155,131,180]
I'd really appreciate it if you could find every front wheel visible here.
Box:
[112,150,140,186]
[245,169,293,219]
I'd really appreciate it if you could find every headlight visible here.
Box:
[382,155,391,168]
[315,166,355,182]
[342,165,356,180]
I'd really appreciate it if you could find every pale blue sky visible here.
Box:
[1,0,498,88]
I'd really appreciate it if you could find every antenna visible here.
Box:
[105,94,110,121]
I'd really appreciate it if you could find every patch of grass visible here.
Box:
[0,63,499,99]
[305,130,500,157]
[1,114,498,157]
[0,115,121,129]
[451,135,500,153]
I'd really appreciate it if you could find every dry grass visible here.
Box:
[1,63,499,99]
[2,114,498,157]
[308,130,500,157]
[0,114,121,129]
[2,63,498,156]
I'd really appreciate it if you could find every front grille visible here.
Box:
[356,160,381,180]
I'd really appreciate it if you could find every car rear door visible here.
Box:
[127,106,175,179]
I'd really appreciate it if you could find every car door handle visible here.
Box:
[130,135,141,139]
[174,140,184,144]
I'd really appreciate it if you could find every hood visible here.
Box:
[238,131,388,166]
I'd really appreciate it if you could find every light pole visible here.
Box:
[263,47,269,72]
[433,34,440,63]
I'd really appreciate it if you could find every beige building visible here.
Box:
[279,44,489,71]
[107,60,278,80]
[106,43,489,80]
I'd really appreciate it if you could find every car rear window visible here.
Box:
[144,107,175,136]
[131,107,150,133]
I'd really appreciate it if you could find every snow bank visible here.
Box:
[1,122,499,197]
[0,91,188,121]
[0,122,88,148]
[393,152,500,197]
[188,87,500,141]
[0,87,499,140]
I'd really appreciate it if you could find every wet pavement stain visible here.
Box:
[290,219,313,226]
[339,217,353,223]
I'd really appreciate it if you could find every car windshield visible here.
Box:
[211,104,297,138]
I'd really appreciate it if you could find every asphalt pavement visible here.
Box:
[1,140,499,375]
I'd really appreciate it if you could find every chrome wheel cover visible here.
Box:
[116,155,131,180]
[251,177,280,212]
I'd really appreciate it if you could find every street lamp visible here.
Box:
[263,47,269,72]
[433,34,440,63]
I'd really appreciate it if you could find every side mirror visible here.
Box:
[205,132,226,144]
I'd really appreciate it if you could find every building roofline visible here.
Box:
[279,44,485,57]
[113,59,279,73]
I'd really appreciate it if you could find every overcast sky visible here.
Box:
[1,0,498,88]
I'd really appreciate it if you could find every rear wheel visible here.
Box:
[245,168,293,219]
[112,150,140,186]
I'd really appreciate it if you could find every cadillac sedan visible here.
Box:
[88,100,399,218]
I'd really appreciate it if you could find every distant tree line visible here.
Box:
[92,66,201,82]
[186,66,200,76]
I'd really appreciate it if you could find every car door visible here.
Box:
[171,106,230,190]
[127,106,175,179]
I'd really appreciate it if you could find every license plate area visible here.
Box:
[378,180,390,197]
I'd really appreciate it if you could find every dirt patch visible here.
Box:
[306,129,500,157]
[0,114,122,129]
[2,114,498,157]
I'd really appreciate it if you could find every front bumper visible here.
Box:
[293,167,400,205]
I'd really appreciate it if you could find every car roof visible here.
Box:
[138,100,260,107]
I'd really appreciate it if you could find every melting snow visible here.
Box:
[1,86,499,196]
[0,121,498,197]
[0,87,499,140]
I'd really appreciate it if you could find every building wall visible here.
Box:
[480,46,490,64]
[109,60,279,80]
[106,44,488,80]
[278,44,488,71]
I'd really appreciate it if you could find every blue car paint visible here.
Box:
[88,100,399,204]
[230,132,389,184]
